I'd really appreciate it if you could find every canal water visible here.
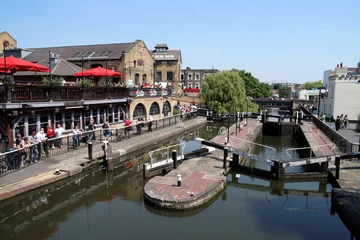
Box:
[0,123,352,240]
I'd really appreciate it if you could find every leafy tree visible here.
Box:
[273,83,282,90]
[278,86,291,98]
[300,80,323,90]
[231,69,270,98]
[76,78,93,91]
[201,70,258,114]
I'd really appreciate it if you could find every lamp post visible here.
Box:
[81,56,84,81]
[317,87,325,117]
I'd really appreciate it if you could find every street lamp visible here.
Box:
[317,87,326,117]
[3,42,7,84]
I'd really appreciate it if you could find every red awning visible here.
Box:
[74,67,123,77]
[0,56,50,73]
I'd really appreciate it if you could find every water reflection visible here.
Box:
[0,124,352,240]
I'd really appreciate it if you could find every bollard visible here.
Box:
[223,147,228,169]
[335,155,341,179]
[172,150,177,169]
[177,174,182,187]
[88,141,93,161]
[231,153,239,167]
[143,163,147,179]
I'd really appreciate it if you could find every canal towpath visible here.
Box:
[144,120,262,210]
[0,117,207,202]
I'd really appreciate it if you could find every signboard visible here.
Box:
[64,101,84,107]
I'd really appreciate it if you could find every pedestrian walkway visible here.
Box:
[326,122,360,143]
[300,121,340,157]
[0,117,207,202]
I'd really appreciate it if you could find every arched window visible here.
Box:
[135,73,140,85]
[142,74,147,84]
[133,104,146,119]
[163,101,171,116]
[150,102,160,115]
[3,40,9,49]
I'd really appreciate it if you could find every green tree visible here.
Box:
[273,83,282,90]
[231,69,270,98]
[300,80,323,90]
[278,86,291,98]
[201,70,258,114]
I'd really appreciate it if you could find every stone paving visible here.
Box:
[0,117,207,201]
[144,120,261,210]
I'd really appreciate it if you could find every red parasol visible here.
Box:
[74,67,123,77]
[0,56,50,73]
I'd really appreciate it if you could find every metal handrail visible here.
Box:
[229,136,275,151]
[285,144,336,159]
[148,142,186,166]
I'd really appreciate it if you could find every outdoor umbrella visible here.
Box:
[0,56,50,73]
[74,67,123,77]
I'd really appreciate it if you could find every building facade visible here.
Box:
[0,31,17,52]
[320,62,360,120]
[180,68,218,89]
[22,40,155,87]
[151,44,181,94]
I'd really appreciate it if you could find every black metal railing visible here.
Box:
[301,106,360,153]
[0,111,198,177]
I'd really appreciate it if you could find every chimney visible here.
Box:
[340,62,343,67]
[336,64,339,67]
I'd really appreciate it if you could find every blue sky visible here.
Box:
[3,0,360,83]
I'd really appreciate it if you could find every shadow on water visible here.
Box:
[0,123,354,240]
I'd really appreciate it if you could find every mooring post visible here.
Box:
[172,150,177,169]
[88,141,93,161]
[143,163,147,179]
[177,174,182,187]
[223,147,228,169]
[271,161,284,179]
[335,155,341,179]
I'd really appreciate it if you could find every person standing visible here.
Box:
[335,116,341,131]
[343,114,348,129]
[55,123,64,148]
[102,118,112,139]
[88,119,96,141]
[36,128,47,155]
[124,118,132,138]
[47,125,55,150]
[72,125,81,150]
[329,116,335,129]
[148,115,153,132]
[28,131,39,163]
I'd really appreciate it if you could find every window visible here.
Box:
[156,61,162,66]
[195,73,200,80]
[150,103,160,115]
[181,74,184,80]
[188,73,192,80]
[107,107,113,123]
[135,73,140,85]
[188,83,192,88]
[3,41,9,49]
[195,83,200,89]
[155,71,162,81]
[142,74,147,84]
[167,71,174,81]
[167,61,173,66]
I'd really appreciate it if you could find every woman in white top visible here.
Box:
[72,125,82,150]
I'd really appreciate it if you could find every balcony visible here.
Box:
[0,85,129,103]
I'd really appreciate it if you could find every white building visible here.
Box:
[298,89,321,101]
[320,62,360,121]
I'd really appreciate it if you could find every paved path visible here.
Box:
[326,122,360,143]
[144,120,261,210]
[0,117,207,201]
[300,121,340,157]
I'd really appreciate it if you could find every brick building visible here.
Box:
[0,31,17,51]
[181,67,219,90]
[22,39,155,87]
[151,44,181,94]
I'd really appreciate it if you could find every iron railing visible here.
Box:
[301,106,360,153]
[0,111,198,177]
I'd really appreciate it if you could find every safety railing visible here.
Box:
[285,144,336,160]
[301,106,360,153]
[0,111,198,177]
[148,142,186,168]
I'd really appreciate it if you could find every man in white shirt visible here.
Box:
[55,123,65,148]
[36,128,47,154]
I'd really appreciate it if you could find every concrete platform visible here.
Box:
[143,120,261,210]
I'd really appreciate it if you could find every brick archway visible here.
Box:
[128,97,176,121]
